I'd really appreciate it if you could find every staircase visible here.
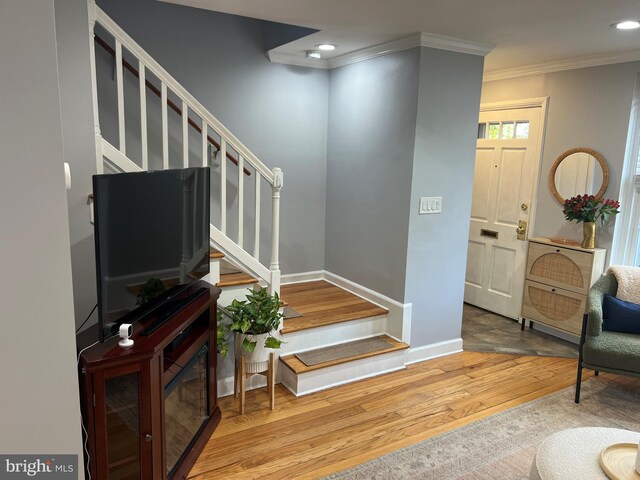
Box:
[88,3,282,296]
[88,3,410,398]
[277,281,409,395]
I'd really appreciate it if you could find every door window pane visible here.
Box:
[515,122,530,139]
[488,123,500,139]
[501,122,515,139]
[477,123,487,139]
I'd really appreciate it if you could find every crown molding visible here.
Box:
[268,32,494,70]
[267,50,329,69]
[419,33,493,56]
[327,34,420,69]
[484,49,640,82]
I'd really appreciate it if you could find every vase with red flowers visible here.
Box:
[562,194,620,248]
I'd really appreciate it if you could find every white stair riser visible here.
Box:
[201,258,221,287]
[280,315,387,354]
[218,284,256,306]
[280,349,406,396]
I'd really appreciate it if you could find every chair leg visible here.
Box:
[575,363,583,403]
[575,312,589,404]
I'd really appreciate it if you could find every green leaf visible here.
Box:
[242,338,257,352]
[264,336,282,349]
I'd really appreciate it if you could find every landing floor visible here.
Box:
[280,280,387,334]
[462,303,578,358]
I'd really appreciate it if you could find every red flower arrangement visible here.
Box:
[563,195,620,224]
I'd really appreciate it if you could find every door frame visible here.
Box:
[477,96,549,242]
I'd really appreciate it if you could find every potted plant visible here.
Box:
[217,287,283,373]
[563,194,620,248]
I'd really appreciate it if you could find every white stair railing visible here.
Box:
[87,3,282,294]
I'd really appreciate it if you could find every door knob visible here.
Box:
[516,225,526,235]
[144,434,152,442]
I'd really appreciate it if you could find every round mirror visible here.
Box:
[549,147,609,204]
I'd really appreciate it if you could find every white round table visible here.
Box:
[530,427,640,480]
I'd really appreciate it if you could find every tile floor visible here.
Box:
[462,303,578,358]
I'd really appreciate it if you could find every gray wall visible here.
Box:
[98,0,329,274]
[481,62,640,257]
[0,0,84,466]
[325,49,420,300]
[55,0,99,332]
[405,48,484,346]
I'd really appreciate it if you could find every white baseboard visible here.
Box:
[405,338,463,365]
[281,271,324,285]
[321,271,412,343]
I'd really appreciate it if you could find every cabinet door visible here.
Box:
[522,280,586,335]
[526,242,593,294]
[93,363,153,480]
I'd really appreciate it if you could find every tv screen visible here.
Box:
[93,167,210,341]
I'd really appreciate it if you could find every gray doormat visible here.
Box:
[282,306,303,319]
[220,259,241,275]
[295,336,393,366]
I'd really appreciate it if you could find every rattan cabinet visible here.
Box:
[521,238,606,336]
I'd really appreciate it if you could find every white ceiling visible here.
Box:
[160,0,640,74]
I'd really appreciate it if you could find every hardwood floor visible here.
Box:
[188,351,589,479]
[280,281,388,334]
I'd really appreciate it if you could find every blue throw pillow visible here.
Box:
[602,294,640,335]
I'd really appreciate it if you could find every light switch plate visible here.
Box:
[419,196,442,214]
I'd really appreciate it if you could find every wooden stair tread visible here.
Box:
[280,335,408,374]
[216,272,258,287]
[280,281,388,334]
[209,247,225,259]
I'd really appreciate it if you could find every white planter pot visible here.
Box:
[235,332,271,373]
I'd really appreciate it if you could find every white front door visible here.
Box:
[464,107,543,319]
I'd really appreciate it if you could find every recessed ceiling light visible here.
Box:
[317,44,336,51]
[305,50,322,59]
[613,20,640,30]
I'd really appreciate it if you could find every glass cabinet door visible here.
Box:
[104,372,141,480]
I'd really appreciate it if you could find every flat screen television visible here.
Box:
[93,167,210,341]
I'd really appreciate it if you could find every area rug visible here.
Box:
[323,379,640,480]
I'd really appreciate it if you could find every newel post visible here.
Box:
[269,167,283,295]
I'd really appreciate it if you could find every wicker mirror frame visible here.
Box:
[549,147,609,204]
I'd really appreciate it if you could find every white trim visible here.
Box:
[268,51,330,69]
[322,270,412,343]
[419,32,493,57]
[327,34,420,69]
[478,97,549,239]
[96,7,276,184]
[479,97,550,112]
[611,73,640,266]
[484,49,640,83]
[405,338,463,365]
[281,270,324,285]
[269,32,493,70]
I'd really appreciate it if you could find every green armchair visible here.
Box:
[575,272,640,402]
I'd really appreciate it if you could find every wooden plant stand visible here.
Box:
[235,352,276,414]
